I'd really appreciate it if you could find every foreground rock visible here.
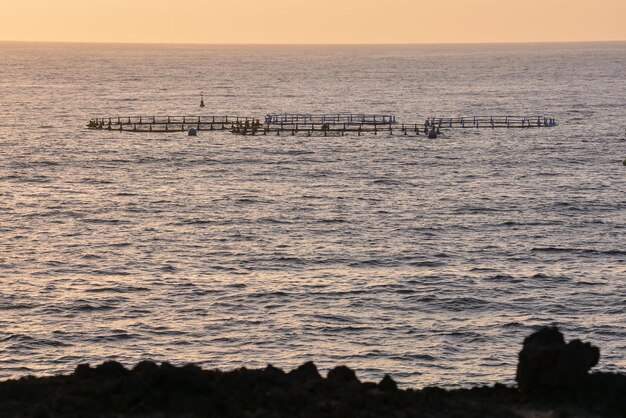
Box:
[516,326,600,394]
[0,327,623,417]
[0,361,518,418]
[515,327,626,415]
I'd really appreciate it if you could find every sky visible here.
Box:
[0,0,625,44]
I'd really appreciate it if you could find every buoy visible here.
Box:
[188,128,197,136]
[200,92,205,108]
[428,128,438,139]
[622,159,626,166]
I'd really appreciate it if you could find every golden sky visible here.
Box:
[1,0,624,44]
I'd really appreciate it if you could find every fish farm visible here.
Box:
[86,113,558,137]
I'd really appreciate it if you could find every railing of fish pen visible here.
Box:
[264,114,397,125]
[425,116,557,128]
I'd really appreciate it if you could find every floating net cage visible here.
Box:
[424,116,557,128]
[264,114,397,125]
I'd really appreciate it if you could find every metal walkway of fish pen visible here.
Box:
[233,122,424,136]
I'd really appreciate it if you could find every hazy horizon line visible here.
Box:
[1,39,625,47]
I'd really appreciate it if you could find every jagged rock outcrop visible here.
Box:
[0,327,624,417]
[516,326,600,394]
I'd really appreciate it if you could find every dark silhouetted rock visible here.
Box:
[287,361,322,382]
[1,327,624,418]
[31,403,50,418]
[263,364,286,382]
[74,363,93,379]
[132,360,159,375]
[379,374,397,391]
[159,362,176,372]
[181,364,203,373]
[516,326,600,394]
[327,365,359,383]
[95,360,128,377]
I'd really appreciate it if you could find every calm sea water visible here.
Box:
[0,42,624,388]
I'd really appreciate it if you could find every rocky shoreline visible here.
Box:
[0,327,624,418]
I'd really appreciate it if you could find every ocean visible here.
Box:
[0,41,624,388]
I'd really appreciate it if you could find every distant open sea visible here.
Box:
[0,42,624,387]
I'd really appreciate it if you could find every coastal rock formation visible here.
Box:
[287,361,322,382]
[0,360,518,418]
[516,326,600,394]
[0,328,623,417]
[515,326,626,415]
